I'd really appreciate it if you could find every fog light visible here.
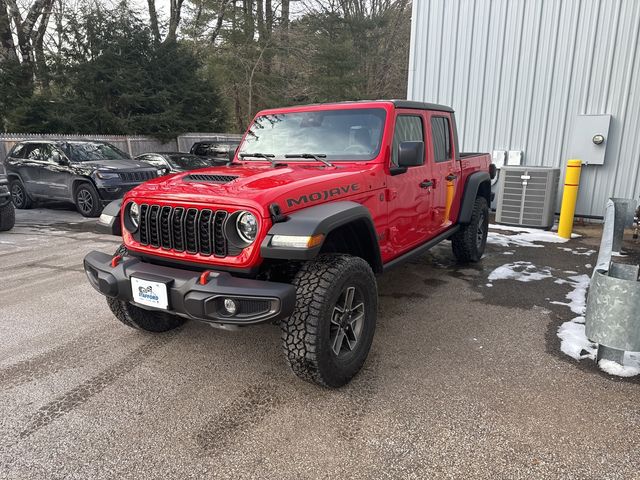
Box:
[223,298,238,315]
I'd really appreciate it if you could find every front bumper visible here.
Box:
[96,184,139,202]
[83,251,296,325]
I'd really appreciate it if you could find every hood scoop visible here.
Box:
[184,173,239,184]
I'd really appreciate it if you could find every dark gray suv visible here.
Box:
[4,140,159,217]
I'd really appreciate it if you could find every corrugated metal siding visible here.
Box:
[408,0,640,217]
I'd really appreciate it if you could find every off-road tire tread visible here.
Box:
[0,202,15,231]
[452,196,488,263]
[281,254,377,387]
[106,244,186,332]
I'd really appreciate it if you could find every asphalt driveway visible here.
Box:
[0,205,638,479]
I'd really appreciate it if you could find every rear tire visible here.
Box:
[9,179,32,209]
[452,196,489,263]
[0,201,15,231]
[74,183,102,217]
[106,244,186,332]
[281,254,377,388]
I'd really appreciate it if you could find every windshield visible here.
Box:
[238,108,386,161]
[60,142,130,162]
[167,154,211,169]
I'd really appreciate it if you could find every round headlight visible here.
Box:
[236,211,258,243]
[129,202,140,228]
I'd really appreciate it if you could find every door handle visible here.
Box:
[445,174,458,181]
[419,180,433,189]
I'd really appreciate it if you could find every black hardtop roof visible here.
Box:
[389,100,454,113]
[267,99,454,113]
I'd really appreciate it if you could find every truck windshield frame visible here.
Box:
[238,108,387,162]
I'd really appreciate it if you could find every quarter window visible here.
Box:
[431,117,452,163]
[10,144,26,158]
[391,115,424,166]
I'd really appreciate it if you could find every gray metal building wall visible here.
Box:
[407,0,640,217]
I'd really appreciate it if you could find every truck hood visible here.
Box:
[126,162,377,216]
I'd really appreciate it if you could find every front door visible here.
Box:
[386,111,434,255]
[39,145,73,199]
[426,113,461,234]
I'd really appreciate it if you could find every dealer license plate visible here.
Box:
[131,277,169,309]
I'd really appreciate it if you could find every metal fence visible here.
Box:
[0,132,243,160]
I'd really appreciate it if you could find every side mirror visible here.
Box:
[391,141,424,175]
[398,141,425,167]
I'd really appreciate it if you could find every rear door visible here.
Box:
[17,143,46,196]
[426,113,461,233]
[386,110,434,254]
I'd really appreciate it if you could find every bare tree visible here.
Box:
[0,0,18,62]
[1,0,55,89]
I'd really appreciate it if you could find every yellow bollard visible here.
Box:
[444,178,455,224]
[558,159,582,239]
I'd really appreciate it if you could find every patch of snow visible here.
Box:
[487,224,572,248]
[612,251,627,257]
[585,263,592,269]
[599,356,640,377]
[557,317,596,360]
[485,283,493,287]
[564,270,578,274]
[488,261,553,283]
[550,274,590,315]
[557,247,596,256]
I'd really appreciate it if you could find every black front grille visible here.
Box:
[118,170,157,182]
[185,174,238,183]
[138,204,229,257]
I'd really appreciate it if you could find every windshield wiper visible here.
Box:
[239,152,278,167]
[284,153,333,167]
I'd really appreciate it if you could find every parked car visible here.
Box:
[0,164,15,231]
[135,152,213,174]
[4,140,159,217]
[84,100,495,387]
[190,140,240,163]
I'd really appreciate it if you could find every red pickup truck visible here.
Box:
[84,100,494,387]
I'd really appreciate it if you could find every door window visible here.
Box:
[24,144,48,161]
[391,115,424,166]
[431,117,452,163]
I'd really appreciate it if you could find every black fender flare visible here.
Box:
[260,201,382,271]
[96,199,122,236]
[457,172,491,224]
[71,177,98,197]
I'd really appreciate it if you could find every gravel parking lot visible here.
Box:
[1,204,639,479]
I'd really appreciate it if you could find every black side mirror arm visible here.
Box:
[390,166,408,176]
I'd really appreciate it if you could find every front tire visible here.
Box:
[106,298,186,332]
[105,244,186,332]
[281,254,377,388]
[0,201,15,231]
[74,183,102,217]
[10,179,32,209]
[452,196,489,262]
